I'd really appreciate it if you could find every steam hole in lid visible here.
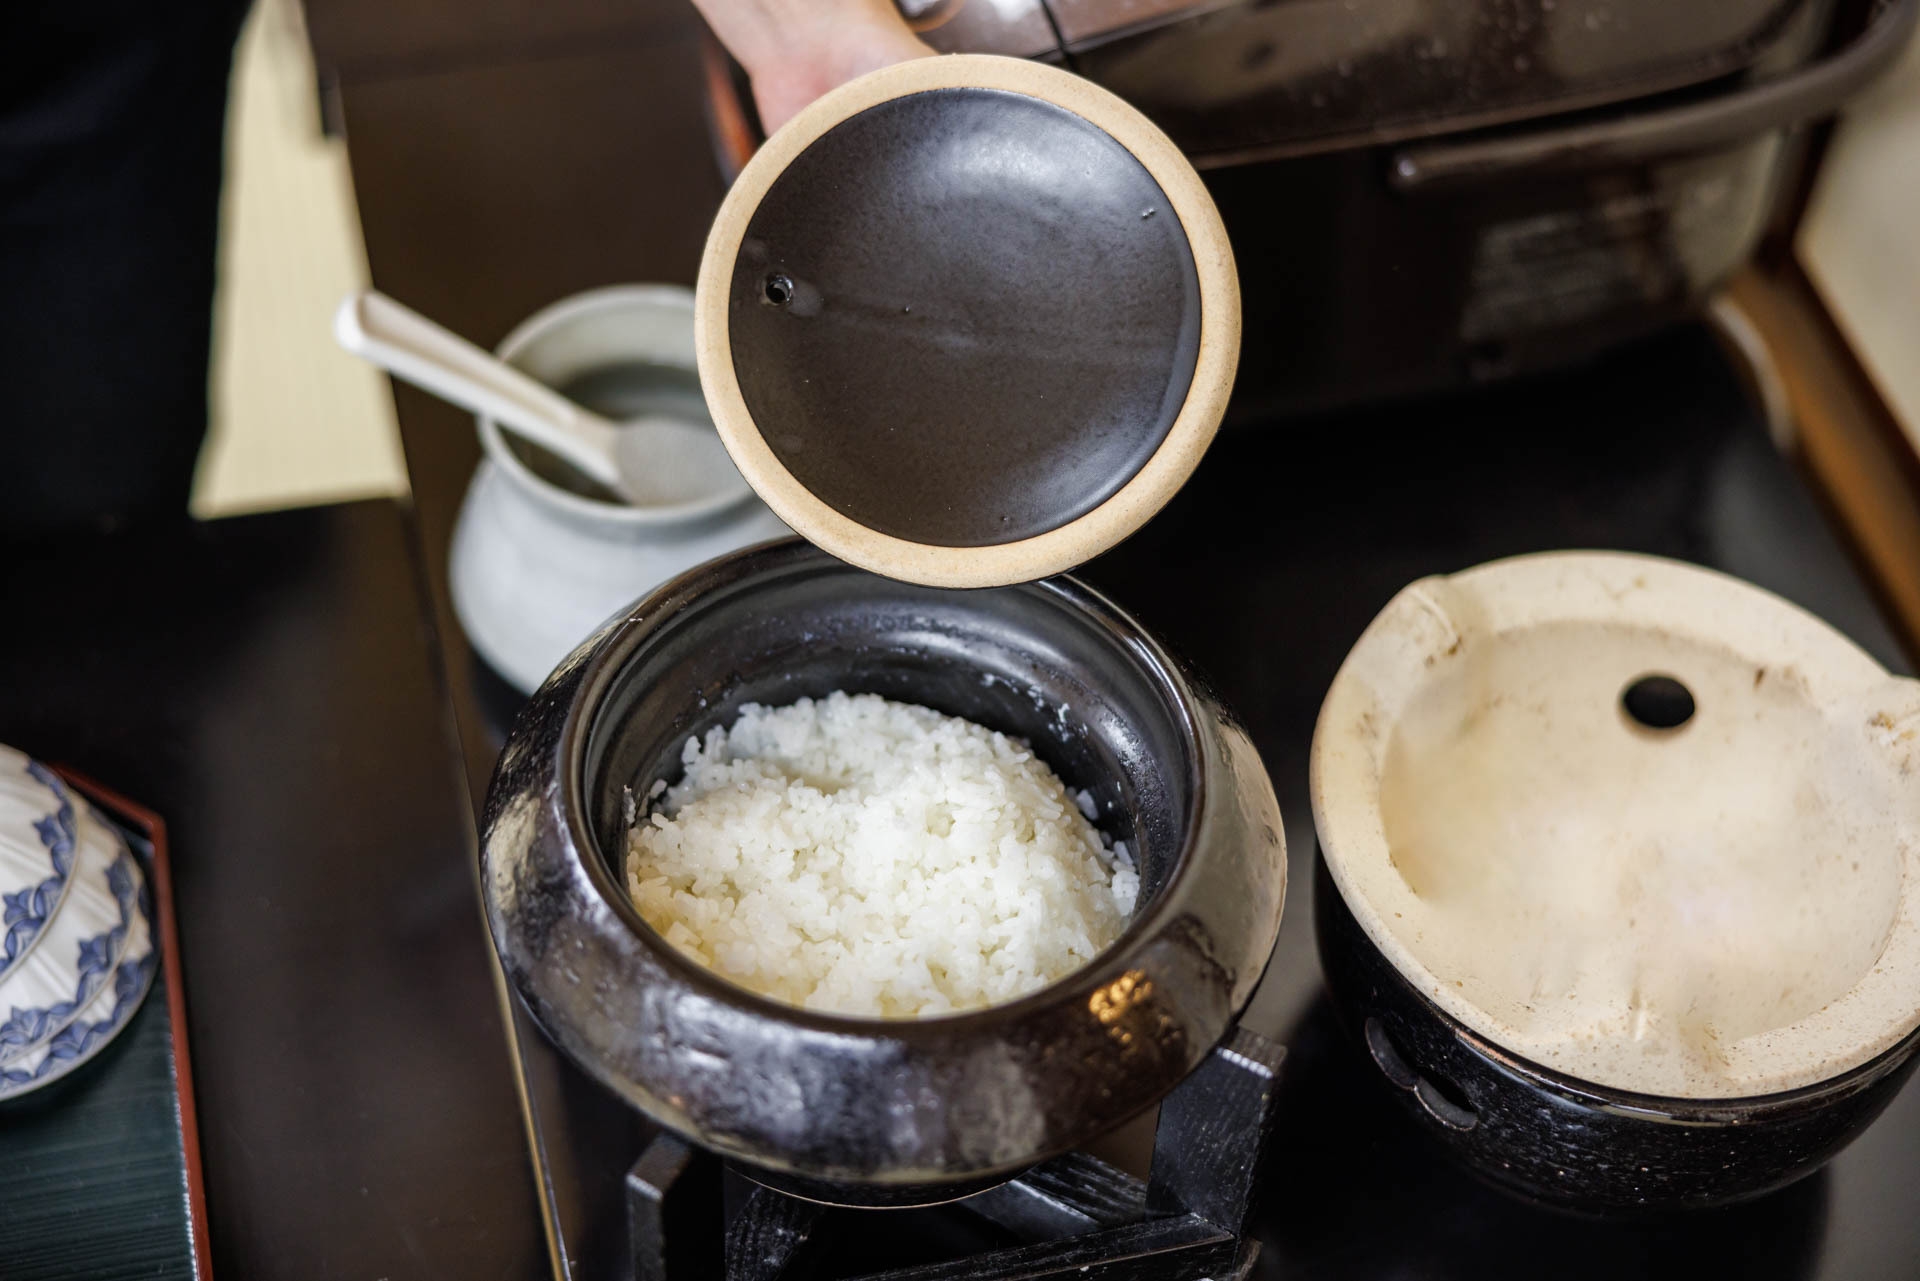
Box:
[764,273,794,306]
[1622,674,1695,730]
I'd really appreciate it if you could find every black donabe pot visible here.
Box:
[1309,551,1920,1213]
[480,539,1287,1205]
[1316,855,1920,1214]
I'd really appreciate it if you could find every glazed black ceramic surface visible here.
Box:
[481,540,1285,1201]
[725,87,1201,547]
[1314,854,1920,1214]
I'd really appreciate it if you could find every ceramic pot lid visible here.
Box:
[0,749,80,986]
[1312,553,1920,1099]
[695,55,1239,588]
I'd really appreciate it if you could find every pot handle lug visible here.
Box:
[1364,1015,1419,1088]
[1414,1078,1479,1132]
[1364,1017,1479,1132]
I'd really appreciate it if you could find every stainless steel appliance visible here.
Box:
[705,0,1917,415]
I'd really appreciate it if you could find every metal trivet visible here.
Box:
[626,1026,1282,1280]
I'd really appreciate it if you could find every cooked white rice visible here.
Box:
[625,691,1139,1018]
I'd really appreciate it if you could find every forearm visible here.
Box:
[692,0,935,131]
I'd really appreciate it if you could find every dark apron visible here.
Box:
[0,0,253,534]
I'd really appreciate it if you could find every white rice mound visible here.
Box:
[625,691,1140,1018]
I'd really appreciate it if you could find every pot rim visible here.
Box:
[1311,550,1920,1100]
[1468,1004,1920,1122]
[554,539,1211,1035]
[1319,849,1920,1122]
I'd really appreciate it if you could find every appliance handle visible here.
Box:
[1390,0,1918,191]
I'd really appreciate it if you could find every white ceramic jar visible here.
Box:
[449,285,789,693]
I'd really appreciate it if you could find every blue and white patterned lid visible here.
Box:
[0,863,154,1099]
[0,746,82,987]
[0,746,156,1101]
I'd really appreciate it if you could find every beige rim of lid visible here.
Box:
[694,54,1240,589]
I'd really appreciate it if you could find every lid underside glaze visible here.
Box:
[696,55,1239,589]
[728,87,1201,548]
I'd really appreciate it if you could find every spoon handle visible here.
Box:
[334,290,623,488]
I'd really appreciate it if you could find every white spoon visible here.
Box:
[334,290,751,515]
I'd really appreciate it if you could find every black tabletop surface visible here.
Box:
[0,504,548,1279]
[0,332,1914,1279]
[445,321,1920,1278]
[2,324,1914,1281]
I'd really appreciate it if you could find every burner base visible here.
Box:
[625,1026,1282,1280]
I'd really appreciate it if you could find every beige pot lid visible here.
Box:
[694,54,1239,588]
[1312,552,1920,1099]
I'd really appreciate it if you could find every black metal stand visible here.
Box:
[626,1026,1283,1280]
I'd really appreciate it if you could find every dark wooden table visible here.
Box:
[315,0,725,811]
[314,13,734,1270]
[0,505,549,1278]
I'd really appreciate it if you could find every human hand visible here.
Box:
[693,0,936,133]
